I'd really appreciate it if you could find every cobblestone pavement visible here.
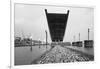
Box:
[34,45,93,64]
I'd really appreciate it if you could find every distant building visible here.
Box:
[15,37,21,43]
[76,41,83,47]
[60,42,71,46]
[72,42,77,46]
[72,41,83,47]
[84,40,93,48]
[14,37,21,47]
[50,42,71,46]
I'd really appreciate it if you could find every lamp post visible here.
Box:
[39,38,40,48]
[29,35,32,51]
[88,28,90,40]
[45,30,48,49]
[79,33,80,41]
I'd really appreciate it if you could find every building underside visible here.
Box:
[45,9,69,42]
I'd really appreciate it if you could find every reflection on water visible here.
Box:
[15,45,51,65]
[65,46,94,55]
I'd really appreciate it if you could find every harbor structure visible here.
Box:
[45,9,69,42]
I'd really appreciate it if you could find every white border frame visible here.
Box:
[10,0,95,69]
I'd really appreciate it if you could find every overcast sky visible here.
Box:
[15,3,94,42]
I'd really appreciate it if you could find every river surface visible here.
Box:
[65,46,94,55]
[15,45,51,65]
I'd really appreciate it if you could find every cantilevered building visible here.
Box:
[45,9,69,42]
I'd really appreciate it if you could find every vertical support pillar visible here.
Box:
[79,33,80,41]
[45,30,48,49]
[88,28,90,40]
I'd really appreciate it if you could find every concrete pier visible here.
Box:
[31,45,94,64]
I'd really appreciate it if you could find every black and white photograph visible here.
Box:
[14,3,94,66]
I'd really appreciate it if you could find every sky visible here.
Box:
[14,3,94,42]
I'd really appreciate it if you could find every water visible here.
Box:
[65,46,94,55]
[15,45,51,65]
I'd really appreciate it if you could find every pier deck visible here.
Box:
[31,45,94,64]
